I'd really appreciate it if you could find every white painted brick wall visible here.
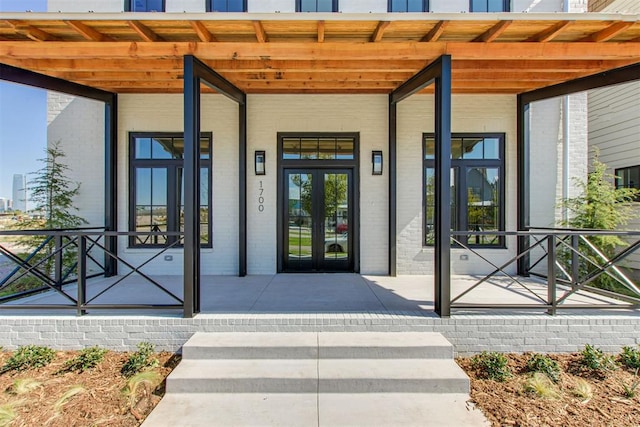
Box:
[247,95,388,275]
[396,95,518,275]
[118,94,239,275]
[47,93,105,227]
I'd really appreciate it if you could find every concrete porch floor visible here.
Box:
[5,273,636,316]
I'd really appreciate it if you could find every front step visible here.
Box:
[167,358,469,393]
[182,331,454,359]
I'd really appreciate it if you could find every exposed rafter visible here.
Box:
[473,20,512,42]
[65,20,113,42]
[371,21,390,43]
[253,21,268,43]
[526,21,571,42]
[317,20,325,43]
[579,21,634,42]
[421,21,448,42]
[127,20,162,42]
[190,21,216,42]
[4,20,58,42]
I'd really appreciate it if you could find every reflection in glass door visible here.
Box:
[284,169,352,272]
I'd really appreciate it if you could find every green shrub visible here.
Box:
[121,342,158,378]
[619,346,640,370]
[2,345,56,372]
[526,353,561,383]
[580,344,617,373]
[64,346,108,372]
[471,351,511,382]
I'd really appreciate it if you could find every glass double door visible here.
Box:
[284,169,353,272]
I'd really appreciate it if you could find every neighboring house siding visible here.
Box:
[591,0,639,12]
[248,0,295,12]
[47,93,105,228]
[513,0,563,12]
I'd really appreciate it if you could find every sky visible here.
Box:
[0,0,47,200]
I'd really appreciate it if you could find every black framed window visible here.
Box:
[470,0,509,12]
[296,0,338,12]
[424,133,505,247]
[616,165,640,201]
[389,0,429,12]
[207,0,247,12]
[129,133,212,248]
[125,0,165,12]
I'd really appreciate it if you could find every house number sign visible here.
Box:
[258,181,265,212]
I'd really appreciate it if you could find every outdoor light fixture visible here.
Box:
[255,150,266,175]
[372,151,383,175]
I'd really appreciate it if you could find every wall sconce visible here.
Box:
[255,150,266,175]
[372,151,383,175]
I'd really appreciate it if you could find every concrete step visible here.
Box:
[166,359,469,394]
[142,393,489,427]
[181,332,453,360]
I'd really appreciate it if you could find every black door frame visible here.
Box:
[277,132,360,273]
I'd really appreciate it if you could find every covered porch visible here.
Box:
[1,12,640,319]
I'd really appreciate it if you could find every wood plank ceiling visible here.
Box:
[0,14,639,94]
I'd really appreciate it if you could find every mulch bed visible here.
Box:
[458,354,640,427]
[0,350,179,427]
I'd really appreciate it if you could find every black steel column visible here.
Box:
[239,102,247,277]
[388,97,397,276]
[517,97,530,276]
[434,56,452,318]
[183,56,201,318]
[104,95,118,277]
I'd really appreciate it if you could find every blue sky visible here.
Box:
[0,0,47,199]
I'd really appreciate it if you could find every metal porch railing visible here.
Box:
[450,228,640,314]
[0,228,184,315]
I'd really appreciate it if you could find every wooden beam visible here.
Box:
[473,20,512,43]
[317,20,325,43]
[630,36,640,43]
[4,20,58,42]
[526,21,572,42]
[579,21,635,42]
[253,21,268,43]
[421,21,448,42]
[190,21,216,42]
[1,42,639,61]
[64,20,113,42]
[127,20,163,42]
[371,21,391,43]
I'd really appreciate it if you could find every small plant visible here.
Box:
[8,378,42,395]
[471,351,511,382]
[619,368,640,399]
[64,346,107,372]
[2,345,56,372]
[580,344,617,374]
[524,373,560,400]
[0,403,17,427]
[619,346,640,370]
[122,370,161,408]
[121,342,158,378]
[526,353,561,383]
[572,378,593,402]
[53,385,85,414]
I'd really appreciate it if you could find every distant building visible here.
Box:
[0,197,7,212]
[12,174,26,213]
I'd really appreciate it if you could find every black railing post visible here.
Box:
[77,235,87,316]
[54,235,63,288]
[547,235,557,315]
[571,234,579,289]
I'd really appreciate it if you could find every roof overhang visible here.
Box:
[0,13,639,95]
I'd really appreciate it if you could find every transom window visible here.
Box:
[616,165,640,201]
[470,0,510,12]
[282,137,355,160]
[424,134,505,247]
[207,0,246,12]
[296,0,338,12]
[389,0,429,12]
[129,133,212,248]
[125,0,165,12]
